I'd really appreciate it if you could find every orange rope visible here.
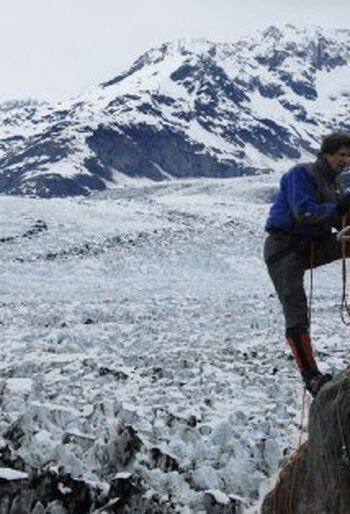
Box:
[288,388,307,513]
[272,244,314,514]
[272,388,307,514]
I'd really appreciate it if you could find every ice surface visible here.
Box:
[0,468,28,481]
[0,176,347,511]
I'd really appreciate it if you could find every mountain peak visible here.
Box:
[262,26,284,40]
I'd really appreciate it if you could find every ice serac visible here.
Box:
[262,369,350,514]
[0,25,349,197]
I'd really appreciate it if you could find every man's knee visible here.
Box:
[312,234,344,267]
[283,302,309,330]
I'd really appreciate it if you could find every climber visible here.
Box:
[264,132,350,397]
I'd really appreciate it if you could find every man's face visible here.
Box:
[324,146,350,173]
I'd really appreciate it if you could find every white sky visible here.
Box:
[0,0,349,103]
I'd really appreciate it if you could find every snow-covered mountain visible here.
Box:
[1,24,349,197]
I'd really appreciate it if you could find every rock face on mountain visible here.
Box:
[262,369,350,514]
[1,25,350,197]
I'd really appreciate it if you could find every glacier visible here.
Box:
[0,176,348,512]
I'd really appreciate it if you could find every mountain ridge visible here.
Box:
[0,24,349,197]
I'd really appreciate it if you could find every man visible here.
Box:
[264,133,350,397]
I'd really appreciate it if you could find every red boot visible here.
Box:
[286,327,332,397]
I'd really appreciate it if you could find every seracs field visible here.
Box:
[0,23,350,513]
[0,177,349,512]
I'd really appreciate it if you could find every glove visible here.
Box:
[336,192,350,215]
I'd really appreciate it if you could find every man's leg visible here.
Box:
[266,248,309,331]
[266,248,328,395]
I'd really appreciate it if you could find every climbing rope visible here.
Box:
[338,216,350,325]
[309,218,350,326]
[287,388,307,514]
[308,241,315,331]
[282,221,350,514]
[271,245,314,513]
[272,389,307,514]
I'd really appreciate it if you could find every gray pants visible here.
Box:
[264,233,344,330]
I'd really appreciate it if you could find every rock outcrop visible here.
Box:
[262,369,350,513]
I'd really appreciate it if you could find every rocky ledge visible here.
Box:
[262,369,350,513]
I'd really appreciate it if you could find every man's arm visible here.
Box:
[285,167,337,225]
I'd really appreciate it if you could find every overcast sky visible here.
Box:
[0,0,349,103]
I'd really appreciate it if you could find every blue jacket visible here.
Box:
[265,161,338,239]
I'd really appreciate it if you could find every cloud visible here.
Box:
[0,0,349,102]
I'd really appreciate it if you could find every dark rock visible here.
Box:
[83,318,95,325]
[109,472,143,510]
[0,236,16,243]
[149,447,179,472]
[98,367,129,381]
[0,220,47,244]
[202,490,242,513]
[103,424,143,472]
[0,469,30,514]
[86,124,254,182]
[22,220,48,239]
[170,63,197,82]
[3,419,26,451]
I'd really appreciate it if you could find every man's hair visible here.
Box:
[320,132,350,155]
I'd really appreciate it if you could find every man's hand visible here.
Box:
[337,192,350,215]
